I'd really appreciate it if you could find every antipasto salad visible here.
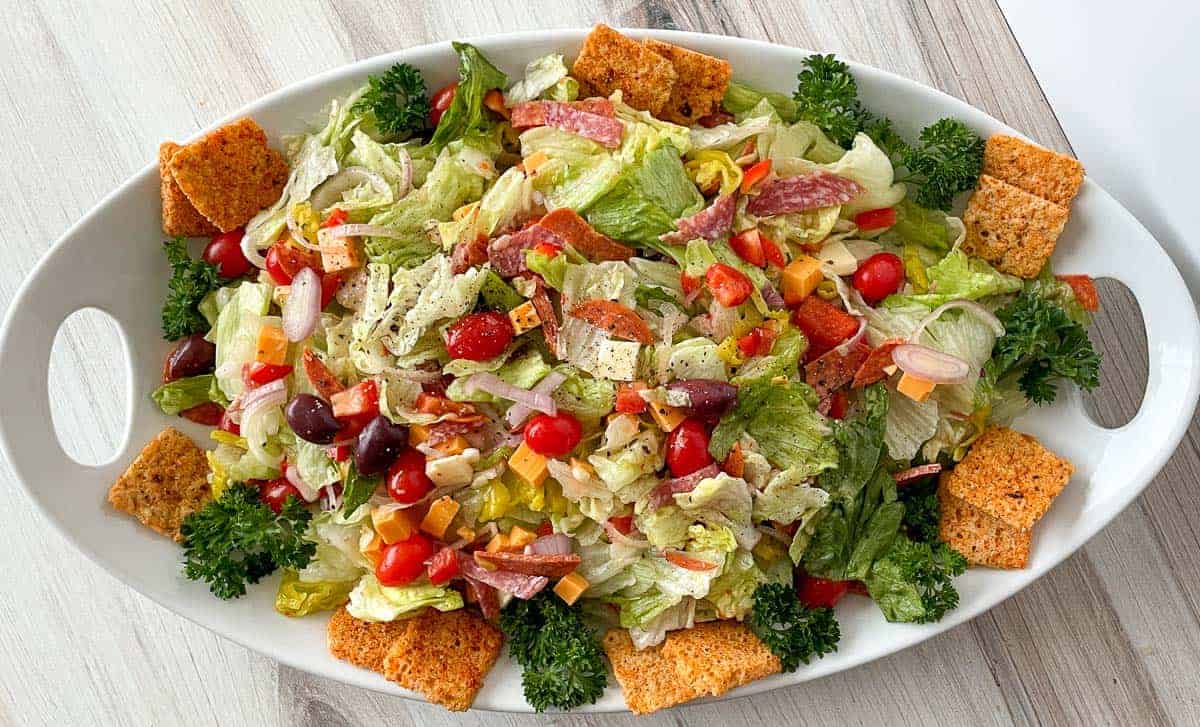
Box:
[114,25,1100,713]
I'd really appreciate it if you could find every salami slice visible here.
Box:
[805,343,870,400]
[530,277,559,354]
[472,551,582,577]
[537,208,634,261]
[463,575,501,621]
[450,233,489,274]
[488,226,560,277]
[852,338,905,388]
[648,463,721,509]
[302,348,344,399]
[893,463,942,486]
[745,173,863,217]
[457,552,549,600]
[510,101,624,148]
[660,193,736,245]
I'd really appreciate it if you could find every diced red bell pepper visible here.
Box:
[680,273,701,298]
[739,159,772,192]
[331,379,379,420]
[828,390,850,420]
[427,547,460,585]
[483,89,510,119]
[321,208,349,229]
[533,242,561,258]
[729,228,766,268]
[853,207,897,231]
[302,348,344,400]
[1056,274,1100,311]
[608,514,634,535]
[246,362,293,387]
[798,575,851,608]
[180,402,224,426]
[320,272,342,309]
[792,296,860,351]
[760,233,786,268]
[326,444,350,462]
[705,263,754,307]
[615,381,649,414]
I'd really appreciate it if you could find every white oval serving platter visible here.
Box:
[0,28,1197,713]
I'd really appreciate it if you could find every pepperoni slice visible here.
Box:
[569,299,655,344]
[660,193,736,245]
[647,463,721,509]
[852,338,906,388]
[537,208,634,261]
[805,343,870,400]
[530,278,559,354]
[746,173,863,217]
[302,348,344,399]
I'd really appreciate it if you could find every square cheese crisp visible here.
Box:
[381,608,503,712]
[572,25,677,115]
[159,142,219,237]
[108,427,212,541]
[963,174,1070,278]
[983,134,1084,207]
[938,477,1032,569]
[326,607,411,673]
[643,38,732,125]
[944,427,1073,532]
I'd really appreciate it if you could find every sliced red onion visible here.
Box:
[284,463,320,503]
[501,371,566,429]
[525,533,572,556]
[311,166,399,213]
[893,463,943,485]
[604,522,650,549]
[239,230,267,268]
[760,282,785,310]
[834,316,869,355]
[910,299,1005,343]
[891,343,970,384]
[282,267,322,342]
[241,378,287,419]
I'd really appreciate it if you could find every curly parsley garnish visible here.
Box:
[865,538,967,624]
[180,483,315,600]
[353,62,431,137]
[749,583,841,671]
[792,54,872,147]
[161,237,221,341]
[498,592,608,712]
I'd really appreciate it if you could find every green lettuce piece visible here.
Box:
[686,524,738,554]
[865,537,967,624]
[446,349,550,404]
[505,53,568,105]
[551,365,615,423]
[668,337,727,381]
[478,269,525,311]
[588,429,664,494]
[888,198,951,252]
[381,255,487,356]
[731,327,806,386]
[673,473,757,550]
[151,374,219,416]
[779,133,906,217]
[586,144,703,247]
[613,99,693,161]
[294,440,341,498]
[477,165,533,238]
[300,506,372,583]
[428,42,508,150]
[543,76,579,102]
[521,126,623,212]
[802,385,905,582]
[274,570,356,617]
[706,548,778,620]
[338,129,417,212]
[526,249,569,289]
[346,575,464,622]
[1025,264,1092,326]
[723,81,799,122]
[211,282,271,399]
[611,554,722,628]
[209,442,280,483]
[709,381,837,476]
[364,146,487,268]
[753,468,830,523]
[757,206,841,246]
[562,260,637,308]
[888,248,1022,308]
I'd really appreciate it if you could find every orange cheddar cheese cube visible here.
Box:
[408,424,431,446]
[553,572,589,605]
[508,441,548,487]
[359,530,383,565]
[647,400,687,432]
[897,372,936,403]
[419,497,460,539]
[506,525,537,550]
[371,506,416,544]
[432,436,470,456]
[255,325,289,365]
[781,255,823,305]
[508,301,542,335]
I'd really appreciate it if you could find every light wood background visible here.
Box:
[1,1,1198,725]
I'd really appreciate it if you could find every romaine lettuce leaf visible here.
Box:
[722,81,799,122]
[709,380,836,477]
[346,575,464,622]
[211,281,271,399]
[428,42,508,150]
[888,248,1022,308]
[151,374,220,416]
[586,144,703,247]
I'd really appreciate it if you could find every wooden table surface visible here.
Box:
[2,1,1198,725]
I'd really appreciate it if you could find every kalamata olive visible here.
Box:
[355,415,408,475]
[285,393,341,444]
[163,333,216,382]
[666,379,738,417]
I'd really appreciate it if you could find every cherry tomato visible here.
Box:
[444,311,514,361]
[327,444,350,462]
[376,533,436,587]
[180,402,224,426]
[705,263,754,308]
[615,382,648,414]
[264,239,322,285]
[426,547,460,586]
[760,234,786,268]
[524,411,583,457]
[852,252,905,305]
[259,478,303,514]
[666,418,714,478]
[386,447,434,504]
[798,575,851,608]
[202,228,252,279]
[246,362,293,386]
[729,228,766,268]
[536,520,555,537]
[608,514,634,535]
[430,82,458,126]
[853,207,897,232]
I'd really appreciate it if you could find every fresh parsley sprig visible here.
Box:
[498,592,607,712]
[353,62,431,137]
[792,54,872,147]
[161,237,221,341]
[180,483,315,600]
[749,583,841,671]
[865,537,967,624]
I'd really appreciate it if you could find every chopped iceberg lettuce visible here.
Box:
[504,53,569,106]
[346,575,464,622]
